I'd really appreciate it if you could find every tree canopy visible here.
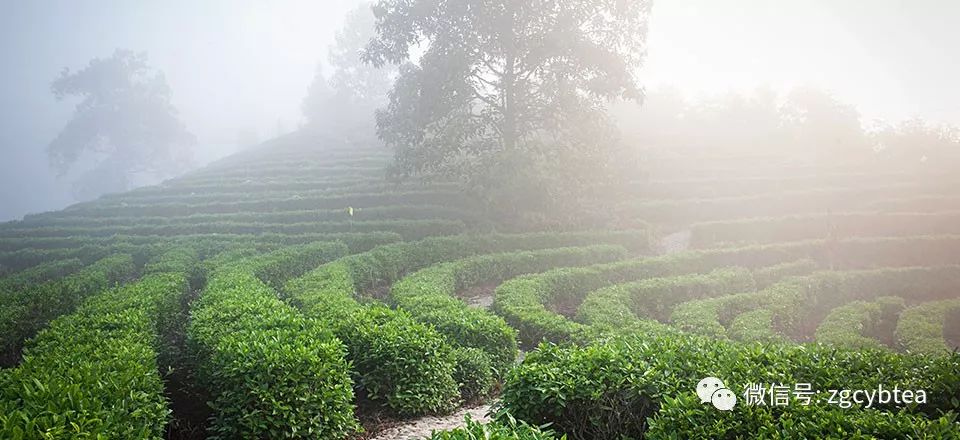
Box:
[364,0,652,221]
[303,3,395,138]
[48,49,193,199]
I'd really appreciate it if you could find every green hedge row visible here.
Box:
[0,231,401,255]
[48,190,468,217]
[0,243,137,275]
[689,212,960,248]
[0,254,136,366]
[895,298,960,356]
[187,242,356,438]
[283,263,460,415]
[102,175,383,200]
[392,246,628,376]
[635,171,918,200]
[495,236,960,348]
[750,258,818,287]
[0,218,466,241]
[144,166,385,188]
[335,231,650,296]
[6,204,475,230]
[427,415,561,440]
[674,266,960,342]
[617,184,950,225]
[815,296,905,350]
[0,258,83,293]
[499,333,960,440]
[576,267,755,329]
[0,249,195,438]
[172,162,386,183]
[730,266,954,341]
[91,181,459,207]
[0,273,188,438]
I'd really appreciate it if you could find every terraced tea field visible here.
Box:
[0,133,957,439]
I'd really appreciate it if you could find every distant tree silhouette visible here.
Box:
[364,0,652,222]
[872,117,960,165]
[303,3,394,139]
[780,85,868,159]
[48,49,193,199]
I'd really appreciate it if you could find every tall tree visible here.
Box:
[780,85,867,160]
[303,3,394,139]
[48,49,193,199]
[364,0,652,221]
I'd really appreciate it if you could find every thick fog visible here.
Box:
[1,0,957,221]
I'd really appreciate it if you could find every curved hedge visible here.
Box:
[617,184,951,225]
[500,333,960,440]
[674,266,960,342]
[576,267,755,329]
[815,296,905,350]
[6,204,475,230]
[427,415,561,440]
[0,249,194,438]
[0,218,466,241]
[283,263,460,416]
[0,258,83,293]
[0,254,136,366]
[689,211,960,248]
[392,245,628,374]
[496,236,960,348]
[187,243,357,438]
[0,231,402,256]
[896,298,960,356]
[46,190,470,218]
[330,231,649,297]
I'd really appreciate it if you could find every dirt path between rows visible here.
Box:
[368,231,689,438]
[367,404,492,440]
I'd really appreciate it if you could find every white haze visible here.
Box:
[0,0,958,221]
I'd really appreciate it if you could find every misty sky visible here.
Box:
[1,0,958,221]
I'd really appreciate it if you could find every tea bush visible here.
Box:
[187,246,356,438]
[392,245,627,372]
[0,254,190,438]
[427,415,563,440]
[0,254,136,364]
[896,298,960,355]
[501,333,960,440]
[284,263,461,415]
[451,347,495,400]
[815,296,905,350]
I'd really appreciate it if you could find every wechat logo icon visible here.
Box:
[697,377,737,411]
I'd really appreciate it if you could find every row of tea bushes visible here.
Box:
[499,333,960,440]
[814,296,905,350]
[575,266,757,329]
[186,242,356,438]
[0,249,194,438]
[0,231,401,255]
[43,190,469,218]
[895,298,960,356]
[89,181,460,207]
[391,245,629,373]
[6,204,475,230]
[0,258,83,293]
[333,230,650,296]
[689,211,960,248]
[0,218,467,241]
[494,236,960,348]
[426,415,561,440]
[675,266,960,343]
[283,262,462,415]
[0,254,136,366]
